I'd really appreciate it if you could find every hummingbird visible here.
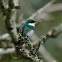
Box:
[16,19,38,47]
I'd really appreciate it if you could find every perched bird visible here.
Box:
[16,19,38,47]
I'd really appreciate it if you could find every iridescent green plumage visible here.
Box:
[16,19,36,47]
[19,22,34,36]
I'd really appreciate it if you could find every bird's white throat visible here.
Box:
[28,23,35,27]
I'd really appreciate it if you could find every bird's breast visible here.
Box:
[26,30,34,37]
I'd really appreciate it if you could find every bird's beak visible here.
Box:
[34,20,37,22]
[34,20,41,25]
[34,20,41,22]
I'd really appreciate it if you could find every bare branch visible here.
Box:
[29,0,55,20]
[13,0,21,9]
[38,23,62,62]
[0,48,15,55]
[31,23,62,62]
[0,0,6,15]
[0,33,12,41]
[39,45,57,62]
[47,24,62,38]
[46,3,62,13]
[16,0,56,28]
[16,3,62,29]
[0,0,62,62]
[4,0,20,43]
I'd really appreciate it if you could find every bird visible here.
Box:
[16,19,38,47]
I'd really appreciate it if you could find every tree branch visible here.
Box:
[4,0,20,43]
[0,33,11,41]
[46,24,62,38]
[39,45,57,62]
[0,48,15,55]
[32,23,62,62]
[46,3,62,13]
[29,0,55,20]
[17,0,62,28]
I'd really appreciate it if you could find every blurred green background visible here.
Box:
[0,0,62,62]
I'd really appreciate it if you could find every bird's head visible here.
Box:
[26,19,37,27]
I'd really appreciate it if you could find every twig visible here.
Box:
[46,24,62,38]
[29,0,55,20]
[46,3,62,13]
[13,0,20,9]
[0,33,12,41]
[16,3,62,29]
[16,0,55,29]
[32,23,62,62]
[31,36,57,62]
[17,35,41,62]
[0,0,6,15]
[19,49,40,62]
[0,48,15,55]
[39,45,57,62]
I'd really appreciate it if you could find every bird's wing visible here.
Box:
[19,25,26,36]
